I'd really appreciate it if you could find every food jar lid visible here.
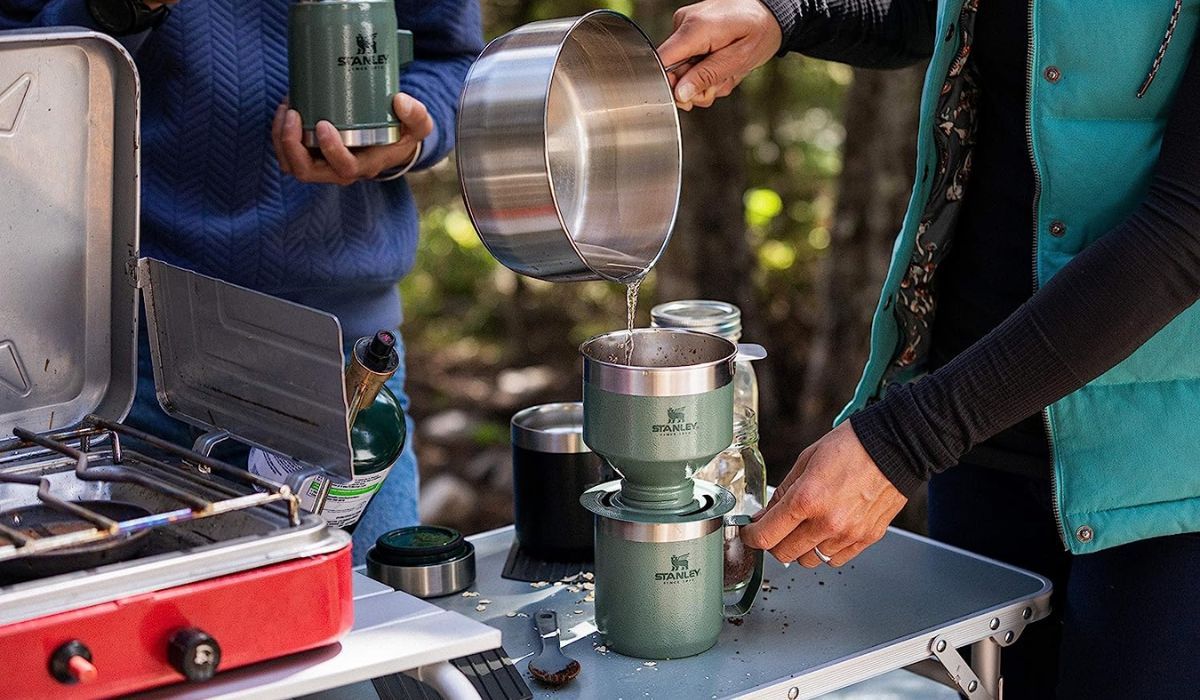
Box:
[366,525,477,597]
[370,525,469,566]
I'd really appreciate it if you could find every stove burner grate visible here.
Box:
[0,415,300,564]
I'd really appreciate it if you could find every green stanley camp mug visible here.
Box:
[579,329,764,658]
[582,483,763,659]
[288,0,415,147]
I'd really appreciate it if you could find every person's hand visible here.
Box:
[272,93,434,186]
[741,421,907,567]
[143,1,178,9]
[657,0,783,110]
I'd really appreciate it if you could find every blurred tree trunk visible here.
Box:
[634,0,756,310]
[655,101,755,308]
[800,65,927,529]
[800,66,924,433]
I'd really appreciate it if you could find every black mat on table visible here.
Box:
[501,542,592,583]
[451,649,533,700]
[370,672,440,700]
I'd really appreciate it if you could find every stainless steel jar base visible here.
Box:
[365,526,477,598]
[302,125,402,149]
[366,543,475,598]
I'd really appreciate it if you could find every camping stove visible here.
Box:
[0,29,377,698]
[0,417,353,699]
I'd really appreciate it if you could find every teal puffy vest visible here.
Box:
[839,0,1200,554]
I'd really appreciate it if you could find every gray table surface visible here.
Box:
[436,526,1052,699]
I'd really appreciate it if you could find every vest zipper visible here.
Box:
[1138,0,1184,98]
[1025,0,1069,550]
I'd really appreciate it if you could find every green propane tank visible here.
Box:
[249,330,407,528]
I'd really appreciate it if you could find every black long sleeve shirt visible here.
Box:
[764,0,1200,494]
[926,1,1049,477]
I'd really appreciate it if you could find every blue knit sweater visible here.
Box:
[1,0,482,338]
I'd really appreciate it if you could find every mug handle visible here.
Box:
[723,514,764,618]
[735,343,767,363]
[396,29,415,73]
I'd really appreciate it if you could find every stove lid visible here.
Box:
[0,31,355,481]
[139,258,354,481]
[0,30,140,436]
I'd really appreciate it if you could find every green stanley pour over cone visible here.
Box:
[580,329,762,659]
[581,329,734,512]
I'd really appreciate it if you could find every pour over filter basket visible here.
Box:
[580,329,735,510]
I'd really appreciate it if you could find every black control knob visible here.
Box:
[50,640,98,685]
[168,628,221,682]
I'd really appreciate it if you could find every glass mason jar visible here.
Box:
[649,300,758,416]
[694,405,767,591]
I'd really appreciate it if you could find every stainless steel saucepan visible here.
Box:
[456,11,682,283]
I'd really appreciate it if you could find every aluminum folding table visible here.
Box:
[435,526,1052,699]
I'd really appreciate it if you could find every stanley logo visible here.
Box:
[652,406,699,434]
[339,33,388,67]
[356,33,378,54]
[655,551,699,582]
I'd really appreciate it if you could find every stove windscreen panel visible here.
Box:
[138,258,355,483]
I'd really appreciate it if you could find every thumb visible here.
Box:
[673,50,741,104]
[657,17,710,75]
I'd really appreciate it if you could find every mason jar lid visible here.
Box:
[651,300,742,340]
[511,402,590,453]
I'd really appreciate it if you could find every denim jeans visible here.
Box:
[127,327,419,566]
[929,461,1200,699]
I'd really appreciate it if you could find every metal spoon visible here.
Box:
[527,609,580,687]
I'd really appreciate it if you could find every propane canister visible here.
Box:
[248,330,407,529]
[288,0,415,147]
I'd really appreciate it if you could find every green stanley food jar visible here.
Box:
[288,0,415,147]
[248,331,407,528]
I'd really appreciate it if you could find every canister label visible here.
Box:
[247,449,390,528]
[337,32,390,69]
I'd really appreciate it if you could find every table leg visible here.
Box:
[971,638,1002,699]
[406,661,483,700]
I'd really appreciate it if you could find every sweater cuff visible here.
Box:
[850,394,936,498]
[757,0,798,53]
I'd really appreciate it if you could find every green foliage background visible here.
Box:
[402,1,849,375]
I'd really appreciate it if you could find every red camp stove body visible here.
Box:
[0,420,356,699]
[0,547,353,699]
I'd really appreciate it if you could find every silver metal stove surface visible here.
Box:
[0,438,347,626]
